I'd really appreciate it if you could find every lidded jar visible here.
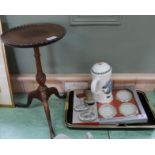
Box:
[91,62,113,103]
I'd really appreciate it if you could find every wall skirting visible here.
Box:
[10,73,155,93]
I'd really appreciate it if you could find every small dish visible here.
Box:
[116,90,132,102]
[74,104,89,112]
[119,102,138,116]
[98,104,117,119]
[79,111,97,122]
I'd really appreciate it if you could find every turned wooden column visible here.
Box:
[34,47,54,138]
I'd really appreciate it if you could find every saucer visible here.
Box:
[98,104,117,119]
[119,102,138,116]
[116,90,132,102]
[79,111,97,121]
[74,104,89,112]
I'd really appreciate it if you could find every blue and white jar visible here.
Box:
[91,62,113,103]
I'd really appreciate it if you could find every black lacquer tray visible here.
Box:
[65,90,155,129]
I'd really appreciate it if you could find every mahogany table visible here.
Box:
[1,23,66,138]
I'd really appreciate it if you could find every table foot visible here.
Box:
[15,89,40,107]
[47,87,66,99]
[15,86,65,139]
[42,99,55,138]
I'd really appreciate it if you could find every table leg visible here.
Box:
[15,89,40,107]
[47,87,66,99]
[15,46,66,138]
[34,47,57,138]
[42,100,55,139]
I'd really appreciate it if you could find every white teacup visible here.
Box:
[91,62,113,103]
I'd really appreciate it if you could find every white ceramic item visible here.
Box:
[98,104,117,119]
[119,102,138,116]
[116,90,132,102]
[91,62,113,103]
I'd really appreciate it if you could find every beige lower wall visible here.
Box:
[10,73,155,93]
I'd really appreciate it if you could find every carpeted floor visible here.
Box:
[0,92,155,139]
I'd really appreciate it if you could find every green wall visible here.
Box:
[2,15,155,74]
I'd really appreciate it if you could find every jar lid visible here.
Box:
[91,62,111,75]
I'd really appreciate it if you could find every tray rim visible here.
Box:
[65,89,155,129]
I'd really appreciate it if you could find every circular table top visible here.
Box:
[1,23,66,48]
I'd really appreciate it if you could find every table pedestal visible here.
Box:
[16,47,66,138]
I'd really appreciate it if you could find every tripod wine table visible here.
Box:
[1,23,66,138]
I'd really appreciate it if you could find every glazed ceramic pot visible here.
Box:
[91,62,113,103]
